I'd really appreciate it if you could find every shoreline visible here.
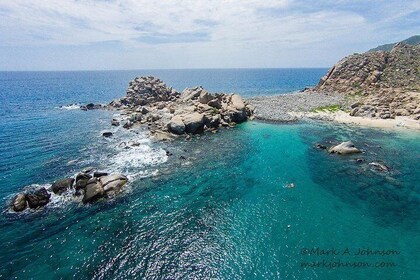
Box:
[290,111,420,131]
[246,92,420,132]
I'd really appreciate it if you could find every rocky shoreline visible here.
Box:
[8,76,256,213]
[10,169,128,212]
[247,92,345,122]
[106,76,254,140]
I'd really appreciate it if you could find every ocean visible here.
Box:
[0,69,419,279]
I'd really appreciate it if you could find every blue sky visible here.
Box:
[0,0,419,70]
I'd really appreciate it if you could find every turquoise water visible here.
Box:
[0,70,419,279]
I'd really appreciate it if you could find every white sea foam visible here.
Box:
[59,104,81,110]
[108,143,168,178]
[6,132,168,213]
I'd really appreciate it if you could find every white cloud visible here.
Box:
[0,0,418,69]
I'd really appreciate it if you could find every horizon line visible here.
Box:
[0,67,330,72]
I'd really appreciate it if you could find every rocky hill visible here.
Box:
[368,35,420,52]
[313,43,420,120]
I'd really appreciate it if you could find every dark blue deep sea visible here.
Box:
[0,69,419,280]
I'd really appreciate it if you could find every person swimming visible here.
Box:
[284,182,295,188]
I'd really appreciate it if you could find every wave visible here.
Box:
[58,104,81,110]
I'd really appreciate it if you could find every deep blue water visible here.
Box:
[0,69,419,279]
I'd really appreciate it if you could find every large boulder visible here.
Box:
[181,86,203,101]
[12,193,27,212]
[51,178,75,195]
[227,107,248,123]
[26,188,51,209]
[198,90,215,104]
[329,141,361,155]
[76,173,91,182]
[168,115,185,135]
[207,98,222,109]
[75,179,89,192]
[82,178,104,203]
[230,94,246,111]
[182,113,205,134]
[100,174,128,194]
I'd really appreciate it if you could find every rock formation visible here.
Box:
[312,43,420,120]
[10,169,128,212]
[329,141,361,155]
[108,76,254,138]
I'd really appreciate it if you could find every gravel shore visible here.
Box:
[246,92,345,122]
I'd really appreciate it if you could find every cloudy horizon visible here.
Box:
[0,0,419,71]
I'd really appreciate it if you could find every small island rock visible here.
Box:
[329,141,361,154]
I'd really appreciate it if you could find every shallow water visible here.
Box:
[0,70,419,279]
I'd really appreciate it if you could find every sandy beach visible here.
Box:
[290,110,420,131]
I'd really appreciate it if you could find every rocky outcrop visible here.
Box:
[83,178,104,203]
[312,43,420,120]
[110,76,179,107]
[12,193,27,212]
[182,113,204,134]
[9,169,129,212]
[100,174,128,194]
[168,115,185,135]
[329,141,361,155]
[51,178,75,194]
[26,188,51,209]
[108,76,254,137]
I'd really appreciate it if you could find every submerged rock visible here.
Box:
[329,141,361,155]
[315,143,327,149]
[51,178,75,194]
[26,188,51,209]
[369,162,390,172]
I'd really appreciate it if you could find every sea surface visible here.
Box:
[0,69,419,279]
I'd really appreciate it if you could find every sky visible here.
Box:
[0,0,419,70]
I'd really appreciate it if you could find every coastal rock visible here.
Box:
[93,171,108,178]
[182,113,204,134]
[198,90,215,104]
[100,174,128,194]
[51,178,75,194]
[207,98,222,109]
[102,132,113,137]
[12,193,27,212]
[329,141,361,155]
[111,119,120,126]
[82,178,104,203]
[76,173,91,182]
[168,115,185,135]
[123,121,133,129]
[107,76,253,137]
[315,143,327,149]
[312,43,420,120]
[86,103,103,110]
[75,179,89,191]
[231,94,246,111]
[369,162,390,172]
[26,188,51,209]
